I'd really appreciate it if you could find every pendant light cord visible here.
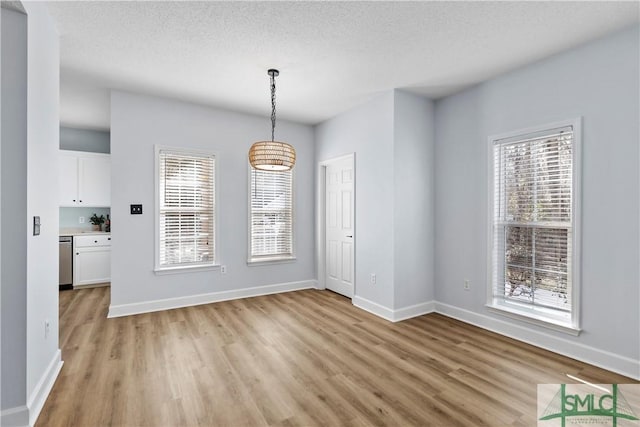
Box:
[271,72,276,142]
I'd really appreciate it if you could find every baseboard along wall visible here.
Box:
[352,294,639,381]
[9,284,636,427]
[108,280,318,318]
[1,350,63,427]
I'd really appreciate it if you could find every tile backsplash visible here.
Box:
[60,207,111,230]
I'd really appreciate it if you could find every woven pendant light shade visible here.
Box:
[249,69,296,171]
[249,140,296,171]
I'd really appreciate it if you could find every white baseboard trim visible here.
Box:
[352,296,435,322]
[0,350,63,427]
[106,284,639,380]
[1,406,29,427]
[108,280,318,318]
[393,301,436,322]
[435,302,640,381]
[353,296,395,321]
[27,349,63,427]
[351,296,638,380]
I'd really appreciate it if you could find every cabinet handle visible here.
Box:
[107,238,111,240]
[94,240,98,243]
[79,200,82,203]
[76,253,79,255]
[73,199,76,202]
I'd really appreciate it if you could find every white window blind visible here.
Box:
[158,150,215,269]
[491,124,577,327]
[249,168,293,261]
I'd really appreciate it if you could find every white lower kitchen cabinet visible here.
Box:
[74,235,111,287]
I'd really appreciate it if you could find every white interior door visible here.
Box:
[325,156,354,298]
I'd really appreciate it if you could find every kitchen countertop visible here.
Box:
[60,229,111,237]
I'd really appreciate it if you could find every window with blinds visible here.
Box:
[489,121,580,331]
[249,168,294,262]
[157,149,215,269]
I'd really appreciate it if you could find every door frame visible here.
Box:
[316,153,356,295]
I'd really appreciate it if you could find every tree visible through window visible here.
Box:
[489,121,579,330]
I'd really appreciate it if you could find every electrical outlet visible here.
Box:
[44,320,50,339]
[464,279,470,291]
[370,273,376,285]
[79,216,85,224]
[220,265,227,274]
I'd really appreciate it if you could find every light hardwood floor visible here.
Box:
[37,287,635,426]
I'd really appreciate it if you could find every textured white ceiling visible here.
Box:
[47,1,639,130]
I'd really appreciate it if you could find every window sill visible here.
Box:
[154,264,220,275]
[247,256,296,266]
[485,303,581,336]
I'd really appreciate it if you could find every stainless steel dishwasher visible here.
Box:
[59,236,73,288]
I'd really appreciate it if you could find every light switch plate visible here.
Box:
[33,216,41,236]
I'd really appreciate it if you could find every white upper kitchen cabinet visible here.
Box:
[59,150,111,207]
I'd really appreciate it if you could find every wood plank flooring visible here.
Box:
[37,287,636,426]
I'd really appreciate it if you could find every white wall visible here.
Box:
[315,90,436,314]
[315,92,396,309]
[24,3,61,415]
[434,25,639,373]
[110,91,315,311]
[1,6,28,416]
[1,3,61,425]
[393,91,435,309]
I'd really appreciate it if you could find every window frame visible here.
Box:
[154,145,219,273]
[247,164,296,265]
[486,118,582,335]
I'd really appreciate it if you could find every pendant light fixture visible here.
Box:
[248,69,296,171]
